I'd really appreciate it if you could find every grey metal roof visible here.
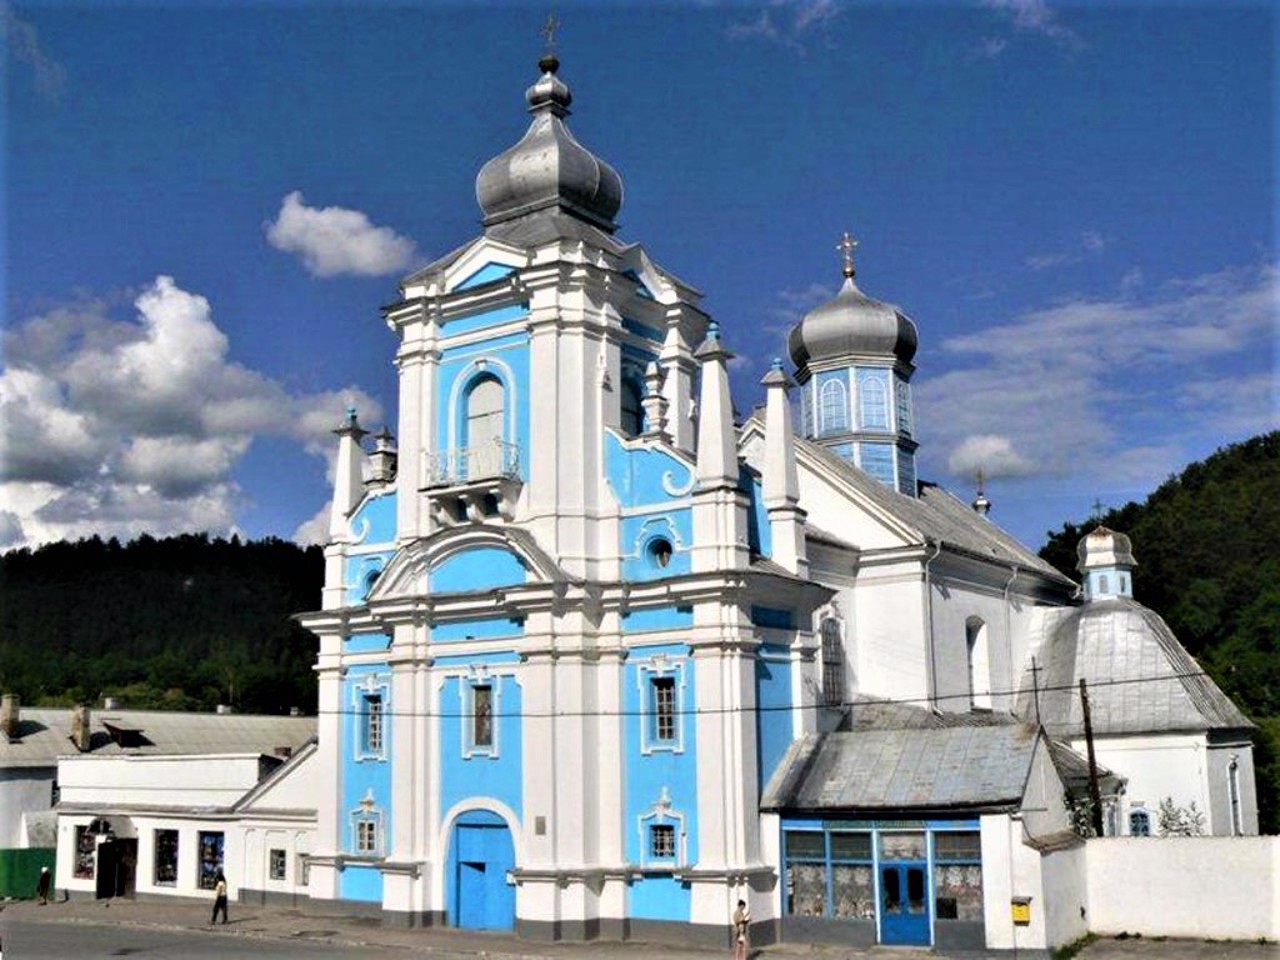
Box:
[761,725,1040,813]
[1016,597,1253,736]
[844,695,1019,731]
[789,275,918,370]
[797,436,1073,586]
[0,708,316,770]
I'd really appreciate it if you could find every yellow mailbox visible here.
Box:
[1011,896,1032,926]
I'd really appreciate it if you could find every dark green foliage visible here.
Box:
[0,534,322,715]
[1040,431,1280,833]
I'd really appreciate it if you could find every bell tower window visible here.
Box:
[819,378,849,436]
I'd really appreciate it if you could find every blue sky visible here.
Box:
[3,0,1275,553]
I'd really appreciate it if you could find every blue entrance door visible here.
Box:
[879,862,930,945]
[449,812,515,931]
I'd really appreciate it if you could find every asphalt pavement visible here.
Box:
[0,897,1274,960]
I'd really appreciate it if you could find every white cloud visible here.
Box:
[293,501,332,547]
[0,276,384,550]
[1025,230,1110,271]
[265,191,418,278]
[948,434,1036,479]
[980,0,1082,54]
[727,0,841,51]
[1,4,67,100]
[916,261,1278,498]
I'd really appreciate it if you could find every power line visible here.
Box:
[310,667,1222,722]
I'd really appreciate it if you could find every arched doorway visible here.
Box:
[447,809,515,930]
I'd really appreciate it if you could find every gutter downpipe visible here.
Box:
[1002,564,1020,714]
[924,538,943,710]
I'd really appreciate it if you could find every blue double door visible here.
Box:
[450,812,515,931]
[879,860,930,945]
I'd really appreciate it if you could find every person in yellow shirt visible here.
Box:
[210,870,228,925]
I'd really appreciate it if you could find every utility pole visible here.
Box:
[1080,678,1104,837]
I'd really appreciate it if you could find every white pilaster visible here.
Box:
[761,359,808,577]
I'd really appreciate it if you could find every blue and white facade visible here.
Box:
[299,52,1259,952]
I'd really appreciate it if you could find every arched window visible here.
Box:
[620,377,644,437]
[464,374,504,478]
[965,617,991,710]
[859,375,888,430]
[820,618,845,706]
[1129,809,1151,837]
[819,379,849,436]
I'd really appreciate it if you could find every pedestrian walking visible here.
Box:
[731,898,750,960]
[209,869,228,925]
[36,865,51,905]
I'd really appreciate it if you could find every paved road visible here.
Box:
[1,898,1274,960]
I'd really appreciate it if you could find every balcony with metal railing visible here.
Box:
[421,440,523,524]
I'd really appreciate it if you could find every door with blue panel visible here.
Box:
[449,811,515,930]
[878,831,930,946]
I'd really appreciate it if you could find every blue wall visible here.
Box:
[620,509,693,581]
[605,434,696,506]
[623,641,698,922]
[756,643,794,790]
[621,605,693,634]
[438,654,523,820]
[436,330,531,472]
[340,662,393,901]
[454,261,516,290]
[432,546,528,593]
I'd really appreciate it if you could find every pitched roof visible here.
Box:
[1017,597,1253,736]
[748,424,1074,587]
[761,724,1042,814]
[1,708,316,770]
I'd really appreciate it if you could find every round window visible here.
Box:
[647,537,673,568]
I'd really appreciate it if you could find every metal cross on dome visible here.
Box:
[541,12,560,53]
[837,231,859,278]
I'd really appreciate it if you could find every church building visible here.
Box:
[299,50,1258,953]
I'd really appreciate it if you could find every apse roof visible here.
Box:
[1016,597,1253,736]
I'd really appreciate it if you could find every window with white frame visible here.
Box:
[638,658,685,754]
[820,618,845,706]
[350,795,384,856]
[472,683,494,749]
[650,823,676,860]
[819,378,849,436]
[638,787,686,868]
[353,677,389,762]
[858,372,889,430]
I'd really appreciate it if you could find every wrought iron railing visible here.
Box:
[423,440,522,488]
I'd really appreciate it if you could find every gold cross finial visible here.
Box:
[541,12,560,53]
[837,231,859,279]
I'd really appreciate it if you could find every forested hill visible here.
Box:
[0,534,323,715]
[1039,431,1280,832]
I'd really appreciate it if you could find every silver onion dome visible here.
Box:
[476,55,624,233]
[788,274,919,370]
[1076,526,1137,573]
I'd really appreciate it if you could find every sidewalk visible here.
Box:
[2,896,1275,959]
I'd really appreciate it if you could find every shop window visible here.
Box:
[269,849,287,881]
[829,832,874,920]
[74,825,95,879]
[783,831,826,918]
[933,831,983,921]
[198,831,224,890]
[154,829,179,886]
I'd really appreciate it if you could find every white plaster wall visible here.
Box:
[980,814,1051,951]
[1040,847,1087,949]
[1078,734,1209,834]
[240,750,317,813]
[239,823,313,897]
[793,462,909,552]
[1206,740,1259,836]
[850,563,930,705]
[1085,837,1278,940]
[0,770,54,847]
[58,755,269,807]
